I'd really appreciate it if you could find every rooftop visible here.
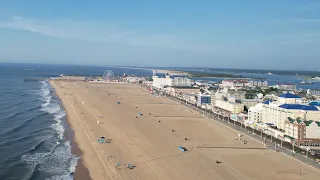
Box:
[279,104,319,111]
[279,93,301,99]
[287,117,320,127]
[263,100,272,104]
[309,102,320,106]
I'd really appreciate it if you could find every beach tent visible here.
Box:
[98,137,105,143]
[179,146,186,152]
[127,164,135,169]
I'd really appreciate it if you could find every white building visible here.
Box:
[221,80,249,88]
[261,93,320,130]
[152,73,191,88]
[248,103,263,123]
[248,80,268,87]
[307,89,320,96]
[240,99,261,108]
[215,100,244,113]
[276,84,296,91]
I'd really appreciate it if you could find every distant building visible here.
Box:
[276,84,296,91]
[198,94,211,105]
[285,117,320,149]
[215,100,244,114]
[228,90,246,99]
[248,80,268,87]
[182,93,197,104]
[221,80,249,88]
[152,73,191,87]
[240,99,261,108]
[278,93,302,104]
[307,89,320,96]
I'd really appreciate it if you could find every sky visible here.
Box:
[0,0,320,70]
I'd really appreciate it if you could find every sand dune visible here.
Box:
[51,80,320,180]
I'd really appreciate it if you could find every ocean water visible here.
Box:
[0,63,152,180]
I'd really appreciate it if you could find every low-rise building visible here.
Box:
[215,100,244,114]
[198,93,211,105]
[248,80,268,87]
[221,80,249,88]
[278,93,302,104]
[276,84,297,91]
[285,117,320,149]
[307,89,320,96]
[240,99,261,108]
[182,93,197,104]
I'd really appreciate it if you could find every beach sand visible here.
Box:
[50,80,320,180]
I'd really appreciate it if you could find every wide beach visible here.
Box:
[50,79,320,180]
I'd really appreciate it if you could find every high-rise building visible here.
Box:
[152,73,191,87]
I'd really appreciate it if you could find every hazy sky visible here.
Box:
[0,0,319,70]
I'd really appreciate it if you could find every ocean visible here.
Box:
[0,63,152,180]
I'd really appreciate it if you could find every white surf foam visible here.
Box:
[22,141,79,180]
[23,81,79,179]
[46,174,73,180]
[50,111,66,140]
[42,95,52,107]
[54,111,66,121]
[41,103,61,114]
[40,81,50,96]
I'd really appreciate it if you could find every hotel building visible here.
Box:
[261,93,320,130]
[152,73,191,88]
[285,117,320,149]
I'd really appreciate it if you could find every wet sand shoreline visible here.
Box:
[64,119,91,180]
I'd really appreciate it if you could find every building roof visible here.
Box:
[279,104,319,111]
[303,120,313,126]
[154,73,166,78]
[279,93,301,98]
[287,117,320,127]
[169,75,188,79]
[309,102,320,106]
[263,100,272,104]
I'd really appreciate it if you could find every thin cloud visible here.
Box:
[0,16,217,54]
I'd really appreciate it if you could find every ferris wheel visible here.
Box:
[103,70,114,81]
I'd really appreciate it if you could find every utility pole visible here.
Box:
[292,141,295,153]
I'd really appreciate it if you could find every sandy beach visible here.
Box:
[50,80,320,180]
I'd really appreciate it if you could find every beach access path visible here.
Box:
[50,80,320,180]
